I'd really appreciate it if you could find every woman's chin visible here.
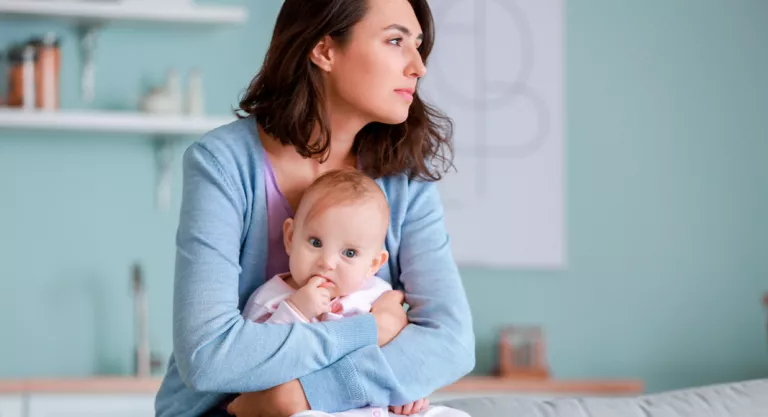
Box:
[375,111,409,125]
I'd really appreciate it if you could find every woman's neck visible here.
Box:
[323,105,368,167]
[259,113,366,172]
[258,114,364,212]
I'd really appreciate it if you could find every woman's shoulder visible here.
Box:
[183,116,265,185]
[376,173,442,210]
[179,117,266,217]
[190,116,262,164]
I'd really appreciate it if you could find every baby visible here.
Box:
[241,168,392,327]
[236,169,469,417]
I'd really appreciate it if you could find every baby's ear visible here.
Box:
[368,249,389,277]
[283,218,295,255]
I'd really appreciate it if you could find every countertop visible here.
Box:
[0,376,644,395]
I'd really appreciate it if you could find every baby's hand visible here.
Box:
[390,398,429,415]
[286,276,332,320]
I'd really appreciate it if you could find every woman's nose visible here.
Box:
[406,49,427,79]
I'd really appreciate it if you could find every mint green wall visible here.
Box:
[1,1,767,393]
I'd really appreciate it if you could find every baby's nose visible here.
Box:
[318,254,336,270]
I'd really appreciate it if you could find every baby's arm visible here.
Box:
[266,301,309,324]
[241,277,307,324]
[241,277,315,324]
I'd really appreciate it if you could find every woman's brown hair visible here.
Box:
[235,0,454,181]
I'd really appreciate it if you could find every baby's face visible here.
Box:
[285,200,388,299]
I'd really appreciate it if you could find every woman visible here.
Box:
[154,0,475,416]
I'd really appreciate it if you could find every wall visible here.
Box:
[1,1,767,393]
[0,1,281,376]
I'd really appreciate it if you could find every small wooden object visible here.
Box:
[763,293,768,345]
[498,325,550,379]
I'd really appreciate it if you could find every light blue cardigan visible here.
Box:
[154,117,475,417]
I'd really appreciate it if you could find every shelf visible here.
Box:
[0,0,247,25]
[0,376,645,395]
[0,108,233,136]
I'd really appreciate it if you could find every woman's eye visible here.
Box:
[309,238,322,248]
[343,249,357,258]
[388,38,402,46]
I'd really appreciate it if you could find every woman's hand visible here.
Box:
[226,379,310,417]
[371,290,408,347]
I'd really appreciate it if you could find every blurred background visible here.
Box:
[1,0,767,415]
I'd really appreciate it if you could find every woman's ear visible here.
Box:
[309,35,335,72]
[283,218,295,255]
[368,249,390,277]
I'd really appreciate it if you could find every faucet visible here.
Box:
[132,262,151,378]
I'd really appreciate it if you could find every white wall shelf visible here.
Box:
[0,1,248,103]
[0,108,233,136]
[0,0,247,25]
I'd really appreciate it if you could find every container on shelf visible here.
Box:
[4,33,61,111]
[30,32,62,110]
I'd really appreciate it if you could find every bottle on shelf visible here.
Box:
[4,33,61,111]
[186,68,204,116]
[31,32,62,111]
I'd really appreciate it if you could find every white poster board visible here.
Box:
[420,0,565,268]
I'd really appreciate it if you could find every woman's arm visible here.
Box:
[298,180,476,412]
[173,139,378,393]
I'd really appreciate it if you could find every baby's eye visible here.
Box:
[343,249,357,258]
[309,237,322,248]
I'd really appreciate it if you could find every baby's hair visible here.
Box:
[298,169,390,228]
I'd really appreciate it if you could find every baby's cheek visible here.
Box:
[341,274,366,294]
[334,280,354,298]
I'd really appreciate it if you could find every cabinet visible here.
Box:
[0,395,24,417]
[27,394,155,417]
[0,376,644,416]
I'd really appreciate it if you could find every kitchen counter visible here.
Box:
[0,377,162,394]
[0,376,644,395]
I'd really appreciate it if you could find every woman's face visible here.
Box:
[324,0,427,125]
